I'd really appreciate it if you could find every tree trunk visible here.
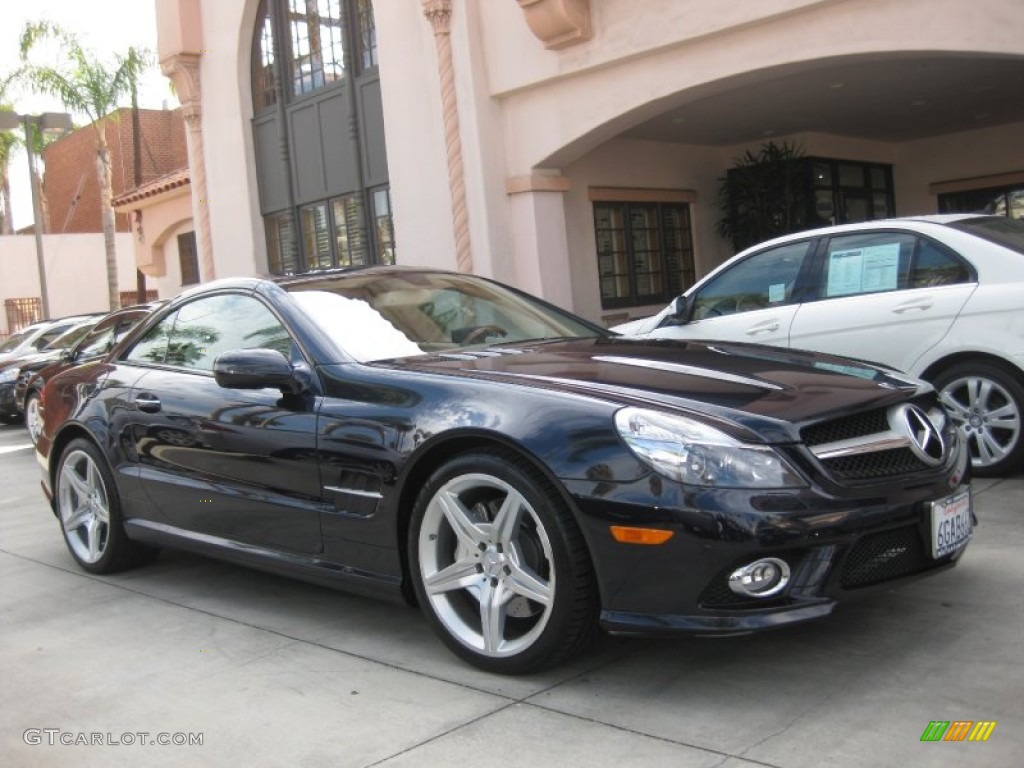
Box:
[96,134,120,311]
[1,165,12,235]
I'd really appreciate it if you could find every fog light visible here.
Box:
[728,557,790,598]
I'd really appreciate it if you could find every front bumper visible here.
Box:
[0,381,18,418]
[566,443,971,637]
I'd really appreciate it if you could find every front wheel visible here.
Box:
[25,391,43,446]
[933,362,1024,477]
[409,451,597,674]
[55,438,158,573]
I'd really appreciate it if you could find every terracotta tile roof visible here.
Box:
[112,168,190,206]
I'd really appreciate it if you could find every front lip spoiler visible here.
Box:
[600,601,836,637]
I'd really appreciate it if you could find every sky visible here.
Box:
[1,0,176,231]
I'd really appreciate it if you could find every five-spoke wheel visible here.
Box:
[410,452,595,673]
[934,362,1024,477]
[25,391,43,446]
[55,439,156,573]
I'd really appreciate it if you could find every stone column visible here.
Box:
[506,174,575,310]
[161,52,215,282]
[421,0,472,274]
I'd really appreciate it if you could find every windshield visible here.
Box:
[285,271,604,362]
[0,328,33,353]
[948,216,1024,255]
[43,321,96,351]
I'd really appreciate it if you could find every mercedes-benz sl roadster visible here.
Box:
[36,268,972,673]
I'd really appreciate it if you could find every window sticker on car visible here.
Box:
[827,243,900,296]
[768,283,786,303]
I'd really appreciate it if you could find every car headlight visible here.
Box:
[614,407,806,489]
[0,367,18,384]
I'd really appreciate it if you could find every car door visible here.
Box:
[120,292,323,554]
[789,230,977,372]
[647,239,815,346]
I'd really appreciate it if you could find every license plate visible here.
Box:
[930,489,972,559]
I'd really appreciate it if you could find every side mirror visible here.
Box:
[213,348,308,394]
[60,349,76,363]
[670,295,688,318]
[660,295,693,328]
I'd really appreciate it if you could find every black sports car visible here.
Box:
[36,268,972,673]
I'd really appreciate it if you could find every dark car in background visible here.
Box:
[0,314,102,366]
[16,303,163,444]
[0,314,103,425]
[36,269,971,673]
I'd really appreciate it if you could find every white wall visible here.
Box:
[0,233,137,334]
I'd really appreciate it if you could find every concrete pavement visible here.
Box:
[1,421,1021,767]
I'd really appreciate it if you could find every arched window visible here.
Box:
[251,0,277,112]
[251,0,392,275]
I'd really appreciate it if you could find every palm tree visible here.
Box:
[19,21,150,310]
[0,70,21,235]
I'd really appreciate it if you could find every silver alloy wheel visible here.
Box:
[418,472,555,658]
[939,374,1021,470]
[57,449,111,564]
[25,393,42,446]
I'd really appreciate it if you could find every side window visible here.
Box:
[167,294,292,371]
[693,241,811,319]
[820,233,915,298]
[124,312,178,365]
[75,322,117,358]
[910,239,971,288]
[819,233,970,298]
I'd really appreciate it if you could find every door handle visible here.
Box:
[134,393,162,413]
[892,300,933,313]
[746,322,779,335]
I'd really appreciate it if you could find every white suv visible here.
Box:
[613,214,1024,476]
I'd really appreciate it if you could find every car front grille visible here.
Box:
[802,409,890,446]
[801,403,951,483]
[839,525,941,588]
[819,447,930,481]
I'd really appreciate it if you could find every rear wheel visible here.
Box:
[933,362,1024,477]
[409,450,597,674]
[55,438,158,573]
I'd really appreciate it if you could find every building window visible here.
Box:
[371,187,395,265]
[289,0,346,97]
[266,212,299,274]
[356,0,377,70]
[939,184,1024,219]
[300,203,332,269]
[810,158,894,226]
[251,0,277,111]
[332,194,368,266]
[254,1,390,276]
[594,202,695,309]
[178,231,200,285]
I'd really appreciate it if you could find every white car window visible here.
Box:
[817,233,970,300]
[693,241,812,320]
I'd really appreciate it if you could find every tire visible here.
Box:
[408,450,597,674]
[25,391,43,446]
[933,362,1024,477]
[54,438,158,573]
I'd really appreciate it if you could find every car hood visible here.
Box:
[375,337,925,443]
[0,349,60,373]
